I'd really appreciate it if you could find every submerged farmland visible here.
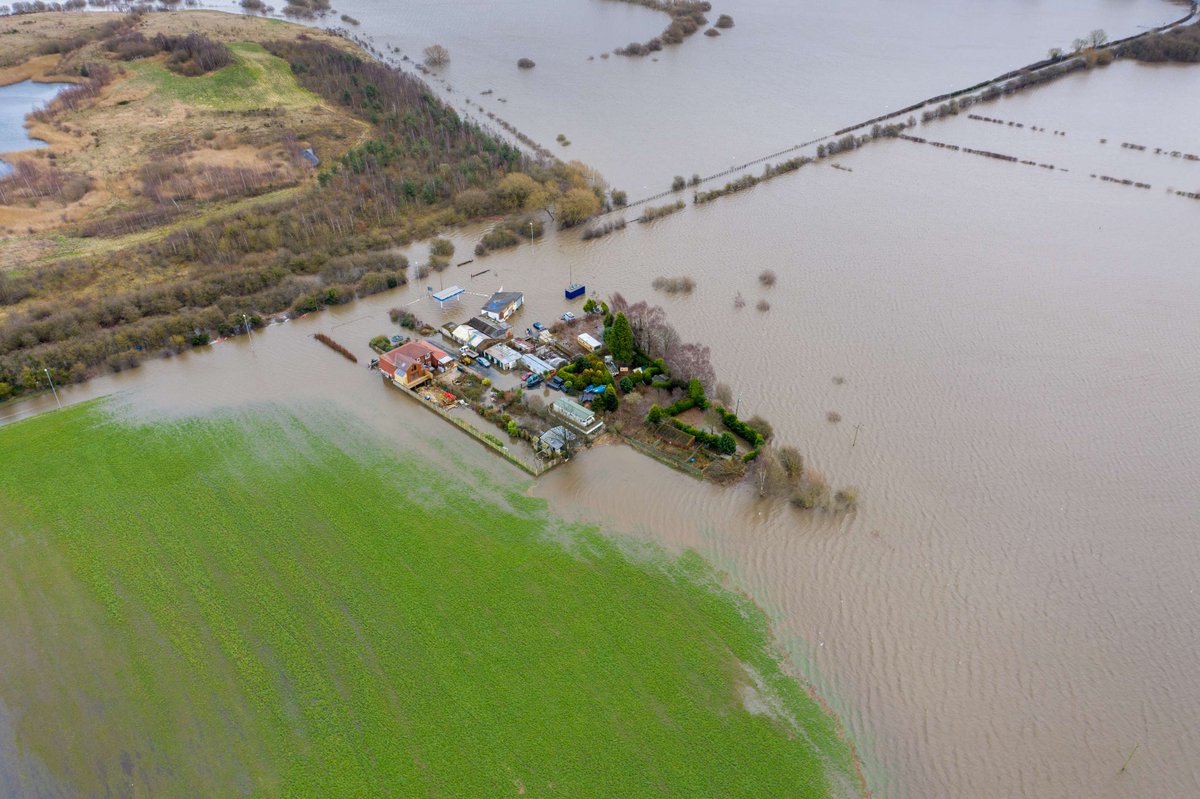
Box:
[0,401,861,798]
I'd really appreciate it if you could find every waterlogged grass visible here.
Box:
[130,42,320,110]
[0,402,860,797]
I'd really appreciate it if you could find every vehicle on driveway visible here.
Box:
[532,321,546,331]
[525,374,544,388]
[560,312,576,322]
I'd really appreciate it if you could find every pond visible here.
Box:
[0,80,71,178]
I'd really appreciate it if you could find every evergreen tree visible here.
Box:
[605,312,635,363]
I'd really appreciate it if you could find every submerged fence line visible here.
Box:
[600,2,1198,215]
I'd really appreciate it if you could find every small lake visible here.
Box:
[0,80,71,178]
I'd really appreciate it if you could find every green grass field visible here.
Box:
[129,42,320,110]
[0,402,860,797]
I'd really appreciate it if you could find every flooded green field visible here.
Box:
[0,401,859,797]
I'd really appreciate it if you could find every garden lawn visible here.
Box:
[0,402,859,797]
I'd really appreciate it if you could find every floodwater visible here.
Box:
[7,1,1200,797]
[0,80,69,178]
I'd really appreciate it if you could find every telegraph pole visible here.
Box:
[44,368,61,410]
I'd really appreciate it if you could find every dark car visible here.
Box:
[547,376,566,391]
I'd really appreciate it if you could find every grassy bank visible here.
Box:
[0,402,860,797]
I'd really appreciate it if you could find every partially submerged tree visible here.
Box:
[423,44,450,67]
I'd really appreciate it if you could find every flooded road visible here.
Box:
[6,1,1200,797]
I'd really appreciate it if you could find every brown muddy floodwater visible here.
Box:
[7,1,1200,797]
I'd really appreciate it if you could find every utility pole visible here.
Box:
[44,368,61,410]
[851,423,862,448]
[243,314,254,351]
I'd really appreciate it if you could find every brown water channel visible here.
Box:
[6,2,1200,797]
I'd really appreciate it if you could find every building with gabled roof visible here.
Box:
[481,291,524,322]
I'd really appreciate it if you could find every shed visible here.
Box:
[521,353,555,376]
[537,425,578,455]
[450,324,489,350]
[577,332,602,352]
[486,343,521,371]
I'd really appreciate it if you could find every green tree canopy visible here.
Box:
[605,311,635,363]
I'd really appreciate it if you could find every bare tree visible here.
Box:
[424,44,450,67]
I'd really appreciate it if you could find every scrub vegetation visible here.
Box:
[0,402,861,797]
[0,11,605,402]
[609,0,717,56]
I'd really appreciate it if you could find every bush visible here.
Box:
[715,14,734,28]
[646,404,664,424]
[517,58,536,69]
[424,44,450,67]
[430,237,454,258]
[758,269,777,287]
[834,487,859,510]
[611,189,628,207]
[756,299,771,312]
[826,411,842,423]
[671,175,687,191]
[651,276,696,294]
[639,200,685,223]
[717,406,764,447]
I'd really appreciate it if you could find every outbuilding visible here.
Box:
[485,343,521,371]
[521,353,555,376]
[577,332,602,352]
[537,425,578,455]
[481,291,524,322]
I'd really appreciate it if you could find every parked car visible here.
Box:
[547,376,565,391]
[525,374,544,388]
[560,312,576,322]
[474,356,491,369]
[390,335,403,345]
[532,321,546,331]
[459,356,473,365]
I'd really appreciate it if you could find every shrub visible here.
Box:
[715,14,734,28]
[424,44,450,67]
[826,411,842,423]
[717,406,764,447]
[517,58,536,69]
[611,189,628,207]
[671,175,687,191]
[756,299,771,312]
[429,237,454,258]
[651,276,696,294]
[745,415,773,441]
[646,404,664,424]
[639,200,685,223]
[758,269,777,287]
[834,487,859,510]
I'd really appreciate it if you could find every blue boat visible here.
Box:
[565,282,585,300]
